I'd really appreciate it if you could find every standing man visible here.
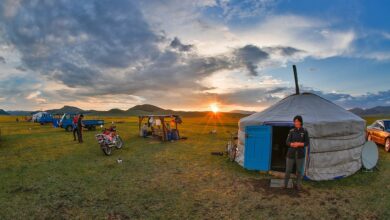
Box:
[73,114,79,141]
[284,115,309,191]
[77,114,84,143]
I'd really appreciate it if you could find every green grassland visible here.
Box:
[0,114,389,219]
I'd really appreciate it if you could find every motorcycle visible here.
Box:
[95,126,124,156]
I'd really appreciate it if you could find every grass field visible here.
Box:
[0,114,389,219]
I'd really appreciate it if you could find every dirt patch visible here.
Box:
[107,212,130,220]
[241,178,310,198]
[243,178,269,193]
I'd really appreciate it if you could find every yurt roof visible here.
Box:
[239,92,364,127]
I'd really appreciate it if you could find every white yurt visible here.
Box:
[236,67,366,181]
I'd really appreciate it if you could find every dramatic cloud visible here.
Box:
[0,0,160,80]
[0,0,388,111]
[0,0,299,109]
[233,45,269,76]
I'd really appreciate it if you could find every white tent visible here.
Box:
[237,92,366,181]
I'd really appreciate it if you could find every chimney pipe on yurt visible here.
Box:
[293,65,300,95]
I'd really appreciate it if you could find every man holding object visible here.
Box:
[284,115,309,190]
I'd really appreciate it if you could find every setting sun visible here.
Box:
[210,103,219,113]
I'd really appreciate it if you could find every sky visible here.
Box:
[0,0,389,111]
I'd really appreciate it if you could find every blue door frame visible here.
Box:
[244,125,272,171]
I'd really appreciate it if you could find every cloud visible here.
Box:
[360,52,390,61]
[0,0,170,99]
[217,0,276,20]
[210,87,390,110]
[143,6,355,61]
[0,76,46,109]
[214,87,289,106]
[241,15,356,59]
[382,32,390,40]
[0,0,297,101]
[26,91,47,104]
[170,37,193,51]
[264,46,304,56]
[306,89,390,109]
[15,66,27,71]
[233,45,269,76]
[0,0,161,77]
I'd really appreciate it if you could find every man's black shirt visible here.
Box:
[285,127,309,159]
[77,117,83,129]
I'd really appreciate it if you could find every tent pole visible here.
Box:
[138,116,142,132]
[161,117,166,141]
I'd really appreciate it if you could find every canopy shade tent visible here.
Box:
[138,115,181,141]
[237,92,366,181]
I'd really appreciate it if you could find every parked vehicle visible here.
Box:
[59,113,104,131]
[32,112,54,125]
[95,126,124,155]
[366,119,390,152]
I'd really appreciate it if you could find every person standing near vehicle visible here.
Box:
[77,114,84,143]
[72,114,79,141]
[284,115,309,191]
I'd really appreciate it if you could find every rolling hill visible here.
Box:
[127,104,165,112]
[5,104,389,117]
[0,109,10,115]
[5,111,32,116]
[46,105,85,114]
[229,110,256,115]
[349,106,390,116]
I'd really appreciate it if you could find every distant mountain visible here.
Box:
[127,104,165,112]
[3,104,259,117]
[0,109,9,115]
[6,111,32,116]
[46,105,85,114]
[349,108,365,115]
[229,110,256,115]
[349,106,390,116]
[107,108,126,114]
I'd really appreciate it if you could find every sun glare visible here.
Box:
[210,103,219,113]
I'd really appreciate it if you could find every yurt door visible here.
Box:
[244,125,272,171]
